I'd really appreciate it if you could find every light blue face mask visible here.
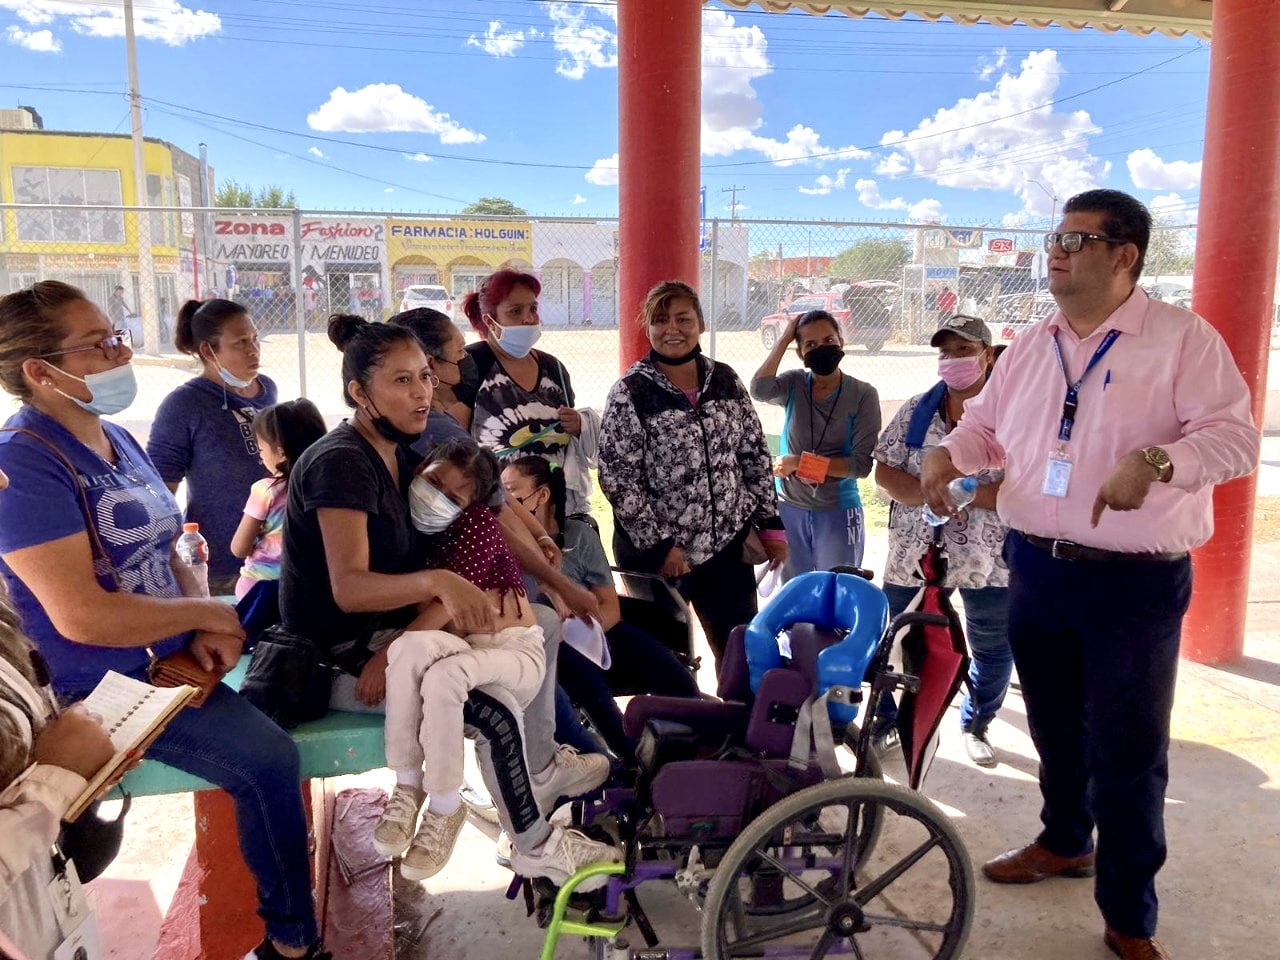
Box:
[408,475,463,534]
[218,365,255,389]
[46,362,138,416]
[491,320,541,359]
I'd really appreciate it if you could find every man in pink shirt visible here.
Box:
[921,189,1258,960]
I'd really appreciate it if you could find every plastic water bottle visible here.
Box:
[922,476,979,527]
[175,522,210,597]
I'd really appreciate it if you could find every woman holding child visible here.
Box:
[0,282,328,960]
[280,315,615,887]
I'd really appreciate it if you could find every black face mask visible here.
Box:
[455,353,480,399]
[363,402,421,446]
[803,344,844,376]
[649,344,702,367]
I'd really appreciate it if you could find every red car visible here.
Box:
[759,288,892,353]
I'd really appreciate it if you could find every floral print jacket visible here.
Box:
[599,354,782,569]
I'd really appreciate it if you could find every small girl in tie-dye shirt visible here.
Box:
[231,399,327,599]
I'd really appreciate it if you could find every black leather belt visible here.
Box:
[1017,532,1188,564]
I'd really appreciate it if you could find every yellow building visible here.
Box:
[0,110,209,330]
[386,218,533,303]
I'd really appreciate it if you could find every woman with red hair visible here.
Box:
[460,270,593,515]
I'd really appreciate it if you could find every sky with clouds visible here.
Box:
[0,0,1208,228]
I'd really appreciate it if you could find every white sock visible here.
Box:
[395,769,424,790]
[428,790,462,815]
[532,761,556,784]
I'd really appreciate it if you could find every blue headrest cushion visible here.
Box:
[744,571,889,726]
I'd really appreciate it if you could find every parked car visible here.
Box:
[759,286,893,353]
[399,284,455,319]
[994,293,1057,343]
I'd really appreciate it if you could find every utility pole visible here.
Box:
[721,184,745,219]
[124,0,159,351]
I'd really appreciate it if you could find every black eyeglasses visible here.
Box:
[40,329,132,360]
[1044,232,1128,254]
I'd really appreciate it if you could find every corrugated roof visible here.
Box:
[717,0,1212,40]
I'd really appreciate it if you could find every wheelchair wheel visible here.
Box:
[701,777,973,959]
[741,747,884,918]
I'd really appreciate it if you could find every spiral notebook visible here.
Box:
[63,670,199,822]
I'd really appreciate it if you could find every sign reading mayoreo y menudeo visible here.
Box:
[386,218,533,266]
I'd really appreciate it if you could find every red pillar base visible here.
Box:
[1184,0,1280,664]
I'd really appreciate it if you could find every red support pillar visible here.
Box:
[1183,0,1280,664]
[617,0,702,372]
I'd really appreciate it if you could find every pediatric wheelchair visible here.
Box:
[523,562,977,959]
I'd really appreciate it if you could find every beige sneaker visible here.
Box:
[401,805,468,881]
[532,745,610,814]
[509,825,620,892]
[372,784,425,859]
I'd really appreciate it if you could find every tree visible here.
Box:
[215,180,297,209]
[1143,215,1195,278]
[827,238,911,282]
[462,197,527,216]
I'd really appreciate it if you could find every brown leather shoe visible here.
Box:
[981,841,1096,884]
[1104,928,1170,959]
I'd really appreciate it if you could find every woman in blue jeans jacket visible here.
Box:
[0,282,327,960]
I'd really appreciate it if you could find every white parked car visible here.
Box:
[398,284,455,320]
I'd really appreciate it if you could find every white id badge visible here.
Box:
[1042,452,1073,498]
[48,859,91,938]
[53,913,102,960]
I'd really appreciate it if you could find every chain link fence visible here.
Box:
[0,203,1214,445]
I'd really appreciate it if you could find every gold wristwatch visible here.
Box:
[1142,446,1173,483]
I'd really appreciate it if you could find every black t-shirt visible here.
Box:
[280,422,423,666]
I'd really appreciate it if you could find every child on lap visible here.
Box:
[374,439,545,881]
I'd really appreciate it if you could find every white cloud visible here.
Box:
[4,24,59,50]
[884,49,1109,218]
[548,1,617,80]
[467,20,526,57]
[1149,192,1198,223]
[584,153,618,186]
[908,198,944,222]
[1127,148,1201,191]
[978,46,1008,81]
[854,178,907,211]
[307,84,485,144]
[307,146,324,158]
[798,168,851,196]
[701,8,867,167]
[571,193,587,205]
[404,152,433,163]
[875,152,909,177]
[384,187,394,193]
[1001,211,1033,227]
[2,0,220,46]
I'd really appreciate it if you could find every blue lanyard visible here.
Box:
[1052,328,1120,443]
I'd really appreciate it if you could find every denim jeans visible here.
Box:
[145,683,317,949]
[778,501,866,581]
[878,581,1013,734]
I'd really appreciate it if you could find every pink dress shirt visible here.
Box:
[940,288,1259,553]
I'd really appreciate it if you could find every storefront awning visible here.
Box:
[717,0,1212,39]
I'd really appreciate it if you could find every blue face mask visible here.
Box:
[46,362,138,416]
[490,320,541,359]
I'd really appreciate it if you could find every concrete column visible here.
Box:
[1183,0,1280,663]
[617,0,702,371]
